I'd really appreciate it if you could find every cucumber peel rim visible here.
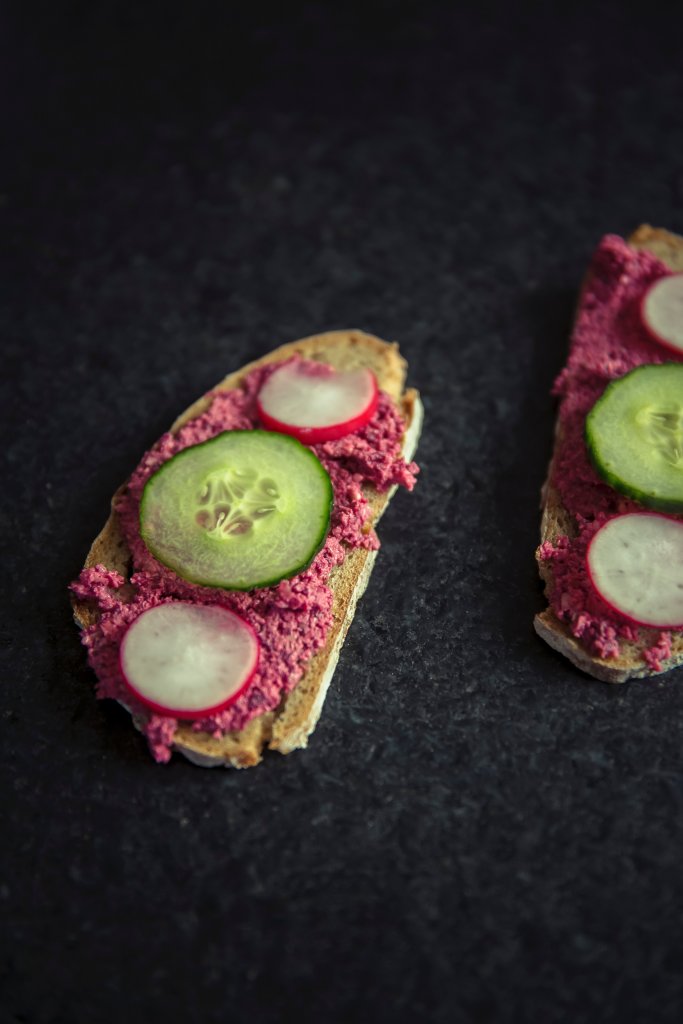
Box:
[139,430,334,591]
[585,363,683,513]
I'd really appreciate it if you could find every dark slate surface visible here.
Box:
[3,3,683,1022]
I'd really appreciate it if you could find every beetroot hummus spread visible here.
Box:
[538,235,683,666]
[72,358,418,761]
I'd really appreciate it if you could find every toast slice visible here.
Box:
[535,226,683,682]
[72,330,423,766]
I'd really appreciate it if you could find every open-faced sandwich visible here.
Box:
[71,331,422,765]
[536,225,683,681]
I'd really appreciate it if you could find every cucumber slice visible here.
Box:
[140,430,333,590]
[587,513,683,628]
[585,363,683,512]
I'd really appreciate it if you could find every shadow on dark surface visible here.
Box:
[489,285,576,647]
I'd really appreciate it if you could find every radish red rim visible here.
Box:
[119,602,260,719]
[256,361,379,443]
[640,273,683,356]
[586,512,683,630]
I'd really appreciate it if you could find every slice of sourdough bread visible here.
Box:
[73,330,423,766]
[534,226,683,682]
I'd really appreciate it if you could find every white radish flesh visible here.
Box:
[641,274,683,355]
[257,361,378,443]
[120,602,259,718]
[587,513,683,628]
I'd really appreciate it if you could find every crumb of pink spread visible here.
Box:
[71,357,418,762]
[538,235,681,666]
[642,634,673,673]
[145,716,177,764]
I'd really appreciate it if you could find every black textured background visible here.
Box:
[3,3,683,1022]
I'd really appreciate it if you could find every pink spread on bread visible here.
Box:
[71,357,418,762]
[538,235,683,663]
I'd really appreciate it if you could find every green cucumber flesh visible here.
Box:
[585,363,683,512]
[140,430,333,590]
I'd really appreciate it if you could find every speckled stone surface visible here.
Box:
[3,3,683,1022]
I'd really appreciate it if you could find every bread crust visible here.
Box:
[535,227,683,682]
[72,330,422,766]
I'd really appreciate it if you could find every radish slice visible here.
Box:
[257,361,379,443]
[587,513,683,629]
[640,274,683,355]
[120,602,259,719]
